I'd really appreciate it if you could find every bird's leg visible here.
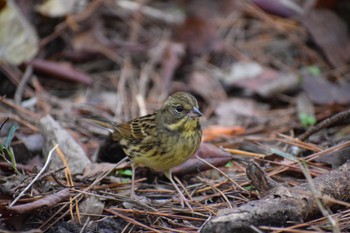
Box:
[130,162,138,200]
[164,170,193,211]
[126,163,155,209]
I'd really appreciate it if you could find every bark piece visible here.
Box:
[201,160,350,233]
[40,115,91,174]
[246,160,278,195]
[7,189,71,214]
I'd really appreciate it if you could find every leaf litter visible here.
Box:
[0,0,350,232]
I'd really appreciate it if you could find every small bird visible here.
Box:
[85,92,202,209]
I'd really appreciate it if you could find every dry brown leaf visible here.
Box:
[203,125,245,142]
[301,9,350,68]
[172,143,241,176]
[221,62,299,97]
[302,75,350,105]
[31,59,93,86]
[215,98,268,126]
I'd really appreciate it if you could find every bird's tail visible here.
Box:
[81,116,117,133]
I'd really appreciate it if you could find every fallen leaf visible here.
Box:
[215,97,268,126]
[203,125,245,142]
[315,148,350,169]
[79,196,105,223]
[301,9,350,68]
[35,0,77,17]
[172,143,244,176]
[172,13,222,55]
[189,70,227,105]
[221,62,299,97]
[31,59,93,86]
[253,0,304,17]
[0,0,38,65]
[302,74,350,105]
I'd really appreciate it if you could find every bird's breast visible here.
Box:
[132,122,201,172]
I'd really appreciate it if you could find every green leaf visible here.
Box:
[299,113,317,128]
[119,169,133,177]
[225,161,233,167]
[5,124,19,148]
[244,185,254,191]
[120,178,131,183]
[5,147,19,174]
[0,123,20,174]
[307,66,321,76]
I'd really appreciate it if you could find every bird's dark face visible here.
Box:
[158,92,202,131]
[165,92,202,119]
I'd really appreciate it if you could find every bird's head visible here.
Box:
[158,92,202,131]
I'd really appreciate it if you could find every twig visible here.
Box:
[277,134,322,152]
[105,209,163,233]
[224,148,265,158]
[14,65,33,105]
[28,167,66,186]
[116,0,184,25]
[108,207,205,222]
[0,117,9,131]
[299,160,340,233]
[298,109,350,141]
[306,140,350,162]
[197,176,233,209]
[0,97,39,120]
[199,213,212,232]
[115,59,129,122]
[173,175,194,201]
[9,144,58,207]
[195,155,247,192]
[0,63,34,98]
[39,0,104,49]
[50,172,68,187]
[136,94,147,116]
[40,157,129,231]
[79,216,90,233]
[0,113,38,132]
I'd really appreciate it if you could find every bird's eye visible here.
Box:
[175,106,184,113]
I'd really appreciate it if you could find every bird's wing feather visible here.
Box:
[117,113,156,140]
[82,116,117,132]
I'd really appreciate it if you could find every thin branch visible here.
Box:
[298,109,350,141]
[9,144,58,207]
[14,65,33,105]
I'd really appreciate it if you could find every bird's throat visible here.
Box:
[164,117,198,132]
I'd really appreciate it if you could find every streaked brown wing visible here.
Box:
[117,113,156,141]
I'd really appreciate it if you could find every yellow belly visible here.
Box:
[128,130,201,172]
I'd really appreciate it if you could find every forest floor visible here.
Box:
[1,0,350,232]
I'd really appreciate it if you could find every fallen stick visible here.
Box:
[201,159,350,232]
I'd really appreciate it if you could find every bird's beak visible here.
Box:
[187,107,202,118]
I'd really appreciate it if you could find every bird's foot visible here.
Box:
[130,192,151,205]
[177,190,193,212]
